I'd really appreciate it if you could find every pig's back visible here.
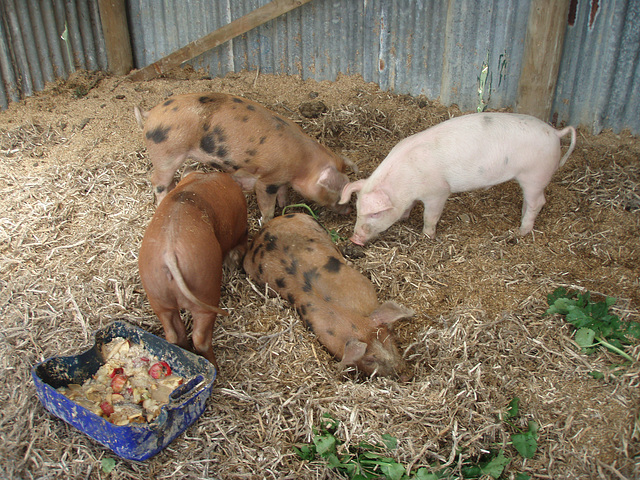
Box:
[244,213,378,313]
[145,93,335,172]
[378,112,564,193]
[152,172,246,254]
[139,178,222,288]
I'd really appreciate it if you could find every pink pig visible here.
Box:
[339,112,577,245]
[135,93,355,222]
[243,213,413,378]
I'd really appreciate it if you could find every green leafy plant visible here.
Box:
[294,412,533,479]
[281,203,344,242]
[101,457,116,473]
[294,413,406,480]
[502,398,538,460]
[294,414,407,479]
[546,287,640,363]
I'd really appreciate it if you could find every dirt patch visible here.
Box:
[0,67,638,479]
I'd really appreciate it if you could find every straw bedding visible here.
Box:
[0,69,638,479]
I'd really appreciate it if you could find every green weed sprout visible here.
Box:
[281,203,344,242]
[546,287,640,363]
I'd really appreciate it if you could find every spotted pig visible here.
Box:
[134,92,354,221]
[243,213,413,378]
[138,171,248,369]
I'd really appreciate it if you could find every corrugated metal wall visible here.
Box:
[553,0,640,135]
[127,0,531,113]
[0,0,107,109]
[1,0,639,135]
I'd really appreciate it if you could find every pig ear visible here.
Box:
[133,105,148,129]
[341,338,367,365]
[317,166,350,193]
[359,190,393,216]
[341,155,359,174]
[339,180,365,205]
[370,301,414,326]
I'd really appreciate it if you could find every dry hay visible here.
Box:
[0,68,639,480]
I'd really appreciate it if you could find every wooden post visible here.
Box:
[126,0,313,82]
[98,0,134,75]
[515,0,571,120]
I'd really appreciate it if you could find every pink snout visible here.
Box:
[349,234,366,246]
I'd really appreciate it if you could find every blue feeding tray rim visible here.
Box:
[32,320,217,461]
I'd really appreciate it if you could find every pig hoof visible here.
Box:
[422,227,436,239]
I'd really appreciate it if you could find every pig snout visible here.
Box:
[349,234,366,246]
[349,222,374,246]
[341,330,405,377]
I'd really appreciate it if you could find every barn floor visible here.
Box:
[1,69,638,479]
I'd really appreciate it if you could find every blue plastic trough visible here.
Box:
[32,320,216,461]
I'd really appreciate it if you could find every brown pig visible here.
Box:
[138,171,248,369]
[243,213,413,378]
[134,92,354,221]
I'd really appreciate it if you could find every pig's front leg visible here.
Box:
[421,194,449,238]
[150,154,188,204]
[254,179,280,223]
[400,201,418,220]
[151,170,177,205]
[276,185,289,208]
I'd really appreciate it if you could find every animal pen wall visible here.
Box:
[0,0,639,135]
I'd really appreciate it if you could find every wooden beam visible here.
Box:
[127,0,313,82]
[98,0,133,75]
[515,0,571,120]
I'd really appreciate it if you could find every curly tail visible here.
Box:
[163,251,229,316]
[556,126,577,167]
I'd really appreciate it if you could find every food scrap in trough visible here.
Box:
[57,337,184,425]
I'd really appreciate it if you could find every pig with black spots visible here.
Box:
[135,93,355,222]
[243,213,413,378]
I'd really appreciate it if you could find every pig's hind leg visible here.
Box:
[517,180,547,235]
[156,309,190,351]
[191,311,219,370]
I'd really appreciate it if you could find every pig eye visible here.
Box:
[369,212,382,219]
